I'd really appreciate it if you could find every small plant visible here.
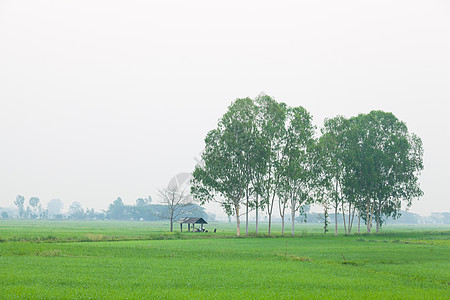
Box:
[84,234,105,242]
[37,249,62,257]
[340,252,357,265]
[341,252,347,264]
[289,255,311,262]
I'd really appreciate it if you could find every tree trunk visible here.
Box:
[236,204,241,236]
[334,204,338,236]
[280,195,286,235]
[291,206,295,237]
[255,197,259,234]
[245,192,249,236]
[367,202,374,233]
[335,180,339,236]
[342,202,347,235]
[376,201,381,233]
[268,191,276,235]
[370,202,375,232]
[358,212,361,234]
[348,206,355,234]
[170,218,173,232]
[268,174,281,236]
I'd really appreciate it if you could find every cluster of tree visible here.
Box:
[13,195,46,219]
[418,212,450,225]
[191,95,424,236]
[11,196,103,220]
[105,195,208,228]
[66,201,105,220]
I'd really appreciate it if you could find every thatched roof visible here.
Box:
[176,217,208,224]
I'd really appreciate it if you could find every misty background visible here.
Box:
[0,1,449,217]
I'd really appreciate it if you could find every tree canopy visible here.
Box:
[192,95,424,236]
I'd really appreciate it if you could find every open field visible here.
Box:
[0,221,449,299]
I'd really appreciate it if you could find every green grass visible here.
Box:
[0,220,449,299]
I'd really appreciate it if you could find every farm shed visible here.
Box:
[176,217,208,232]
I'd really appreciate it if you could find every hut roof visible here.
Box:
[176,217,208,224]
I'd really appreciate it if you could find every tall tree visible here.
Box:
[192,98,256,236]
[317,116,349,236]
[68,201,84,219]
[222,98,259,236]
[348,111,424,232]
[14,195,25,219]
[277,106,316,236]
[108,197,128,220]
[29,197,40,219]
[255,95,287,235]
[249,135,269,234]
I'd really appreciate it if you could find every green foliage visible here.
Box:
[107,197,126,220]
[192,98,260,235]
[192,95,317,236]
[317,112,424,234]
[193,98,424,237]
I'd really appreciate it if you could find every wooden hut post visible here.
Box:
[180,223,183,232]
[188,223,190,231]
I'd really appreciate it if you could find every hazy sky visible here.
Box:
[0,1,449,216]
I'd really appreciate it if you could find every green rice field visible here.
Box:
[0,220,448,299]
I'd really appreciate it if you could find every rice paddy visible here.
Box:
[0,220,448,299]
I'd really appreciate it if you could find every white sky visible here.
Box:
[0,0,449,216]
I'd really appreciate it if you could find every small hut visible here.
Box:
[176,217,208,232]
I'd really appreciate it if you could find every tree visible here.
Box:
[107,197,128,220]
[192,98,257,236]
[221,97,260,236]
[130,196,153,220]
[277,106,316,236]
[29,197,40,219]
[317,116,349,236]
[255,95,287,235]
[14,195,25,218]
[69,201,84,219]
[192,95,316,236]
[136,196,152,206]
[157,184,193,232]
[249,134,269,234]
[37,204,44,219]
[346,111,424,232]
[24,206,31,219]
[338,116,364,234]
[47,199,64,219]
[317,111,424,234]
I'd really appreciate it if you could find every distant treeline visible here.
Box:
[1,195,211,222]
